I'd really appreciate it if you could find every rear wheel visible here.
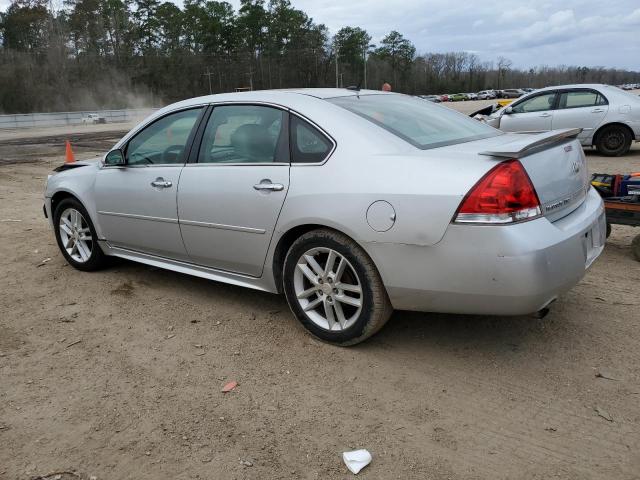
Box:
[595,125,632,157]
[283,229,392,346]
[53,198,107,271]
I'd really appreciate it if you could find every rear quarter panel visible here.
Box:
[277,143,499,248]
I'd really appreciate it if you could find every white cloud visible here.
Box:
[498,6,539,24]
[517,9,578,47]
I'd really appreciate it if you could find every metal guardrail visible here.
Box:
[0,108,157,129]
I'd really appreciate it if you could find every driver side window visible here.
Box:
[126,108,203,165]
[511,93,557,114]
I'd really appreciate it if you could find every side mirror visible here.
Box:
[504,106,513,114]
[105,149,125,166]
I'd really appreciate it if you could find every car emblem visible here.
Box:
[564,145,573,152]
[571,160,580,173]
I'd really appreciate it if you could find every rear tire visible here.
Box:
[595,125,632,157]
[53,197,107,271]
[283,229,393,346]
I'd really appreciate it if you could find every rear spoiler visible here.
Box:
[479,128,582,159]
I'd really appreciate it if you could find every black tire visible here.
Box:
[632,234,640,262]
[606,222,612,239]
[595,125,632,157]
[282,229,393,346]
[53,197,107,271]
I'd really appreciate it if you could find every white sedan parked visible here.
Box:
[484,84,640,156]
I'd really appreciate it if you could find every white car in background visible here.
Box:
[478,90,496,100]
[82,113,106,125]
[485,84,640,156]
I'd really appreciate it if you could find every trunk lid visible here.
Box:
[478,129,589,222]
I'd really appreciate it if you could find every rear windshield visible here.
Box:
[327,94,500,149]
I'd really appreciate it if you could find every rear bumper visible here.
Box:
[367,187,606,315]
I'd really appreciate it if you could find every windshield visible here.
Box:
[327,94,501,149]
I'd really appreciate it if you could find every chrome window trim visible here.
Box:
[202,101,337,167]
[100,104,208,168]
[557,88,610,110]
[97,210,178,224]
[195,102,291,165]
[510,91,558,114]
[288,110,336,167]
[179,219,266,234]
[183,162,290,167]
[101,101,337,168]
[101,164,186,169]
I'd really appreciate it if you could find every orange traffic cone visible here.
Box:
[65,140,75,163]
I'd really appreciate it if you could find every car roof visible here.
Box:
[167,88,387,108]
[534,83,609,92]
[151,88,394,119]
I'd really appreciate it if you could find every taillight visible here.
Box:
[454,159,541,224]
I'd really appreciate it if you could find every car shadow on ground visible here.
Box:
[109,257,563,363]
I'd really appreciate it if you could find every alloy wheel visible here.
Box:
[293,247,363,331]
[58,207,93,263]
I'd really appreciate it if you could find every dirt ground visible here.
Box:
[1,106,640,480]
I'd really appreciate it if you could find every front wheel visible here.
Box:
[53,198,107,271]
[283,229,393,346]
[595,125,632,157]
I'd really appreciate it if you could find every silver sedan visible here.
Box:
[485,84,640,156]
[44,89,606,345]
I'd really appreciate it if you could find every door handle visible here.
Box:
[253,180,284,192]
[591,108,605,113]
[151,178,172,188]
[539,113,552,118]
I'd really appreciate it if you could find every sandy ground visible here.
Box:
[1,102,640,480]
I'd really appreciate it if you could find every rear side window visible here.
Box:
[197,105,288,164]
[559,90,608,109]
[291,116,333,163]
[327,94,500,150]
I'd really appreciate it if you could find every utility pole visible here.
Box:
[202,68,214,95]
[363,47,367,90]
[335,48,339,88]
[247,66,254,91]
[363,43,374,90]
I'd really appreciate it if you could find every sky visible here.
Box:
[1,0,639,70]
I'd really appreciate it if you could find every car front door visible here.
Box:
[499,92,557,133]
[95,107,204,260]
[177,104,290,276]
[551,89,609,142]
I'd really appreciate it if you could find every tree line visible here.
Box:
[1,0,639,113]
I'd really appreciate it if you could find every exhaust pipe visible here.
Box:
[533,307,550,319]
[533,299,556,319]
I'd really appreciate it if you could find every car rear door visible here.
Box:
[551,89,609,142]
[94,107,205,260]
[177,104,290,277]
[499,91,557,133]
